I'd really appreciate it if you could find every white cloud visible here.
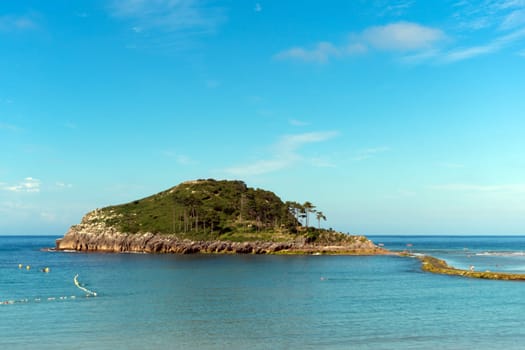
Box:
[443,44,499,62]
[309,157,336,168]
[362,22,445,51]
[0,14,38,32]
[352,147,390,161]
[64,121,77,129]
[442,26,525,62]
[377,0,414,17]
[275,22,442,63]
[40,211,57,222]
[275,1,525,65]
[225,158,293,177]
[437,162,465,169]
[55,182,73,189]
[276,131,339,152]
[110,0,225,33]
[289,119,309,126]
[2,177,41,193]
[205,79,220,88]
[224,131,339,176]
[501,8,525,29]
[162,150,196,165]
[274,42,342,63]
[0,122,20,132]
[431,183,525,193]
[444,0,525,61]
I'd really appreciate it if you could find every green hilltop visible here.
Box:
[92,179,348,243]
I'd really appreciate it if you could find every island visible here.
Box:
[56,179,388,255]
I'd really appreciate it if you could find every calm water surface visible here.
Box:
[1,235,525,349]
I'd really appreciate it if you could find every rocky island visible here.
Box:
[56,179,387,255]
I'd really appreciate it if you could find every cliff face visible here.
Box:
[56,210,387,255]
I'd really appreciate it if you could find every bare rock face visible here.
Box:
[56,211,387,255]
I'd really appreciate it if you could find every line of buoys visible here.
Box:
[2,271,99,306]
[18,264,50,273]
[74,274,97,297]
[1,295,79,306]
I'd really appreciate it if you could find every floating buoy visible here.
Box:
[42,267,50,273]
[26,265,31,270]
[18,264,23,269]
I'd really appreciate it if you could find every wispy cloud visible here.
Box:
[377,0,414,17]
[452,0,525,31]
[275,42,345,64]
[110,0,225,34]
[384,188,417,199]
[275,22,443,63]
[55,182,73,189]
[1,177,41,193]
[309,157,336,168]
[431,183,525,193]
[224,131,338,176]
[289,119,309,127]
[443,44,499,62]
[442,26,525,62]
[0,122,21,132]
[254,3,262,13]
[437,162,465,169]
[352,147,390,161]
[64,121,77,129]
[276,0,525,65]
[162,150,196,165]
[501,8,525,30]
[205,79,220,88]
[362,22,444,51]
[0,14,38,32]
[443,0,525,61]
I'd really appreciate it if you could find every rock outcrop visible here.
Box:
[56,210,387,255]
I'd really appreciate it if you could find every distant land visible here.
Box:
[56,179,387,255]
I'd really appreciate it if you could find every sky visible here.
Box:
[1,0,525,235]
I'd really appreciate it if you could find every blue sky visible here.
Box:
[1,0,525,235]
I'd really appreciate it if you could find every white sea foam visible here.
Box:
[475,251,525,257]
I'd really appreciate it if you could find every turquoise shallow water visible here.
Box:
[2,235,525,349]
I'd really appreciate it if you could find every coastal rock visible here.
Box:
[56,210,388,255]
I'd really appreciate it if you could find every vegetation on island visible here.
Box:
[93,179,351,244]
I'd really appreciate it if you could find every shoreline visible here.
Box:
[55,235,390,256]
[415,254,525,281]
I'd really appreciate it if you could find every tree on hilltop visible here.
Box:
[302,201,315,228]
[316,211,326,229]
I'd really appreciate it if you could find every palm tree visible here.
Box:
[316,211,326,229]
[286,201,303,225]
[302,201,315,228]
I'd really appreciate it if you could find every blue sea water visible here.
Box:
[2,235,525,349]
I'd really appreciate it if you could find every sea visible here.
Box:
[2,235,525,349]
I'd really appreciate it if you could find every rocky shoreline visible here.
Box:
[418,255,525,281]
[55,212,388,255]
